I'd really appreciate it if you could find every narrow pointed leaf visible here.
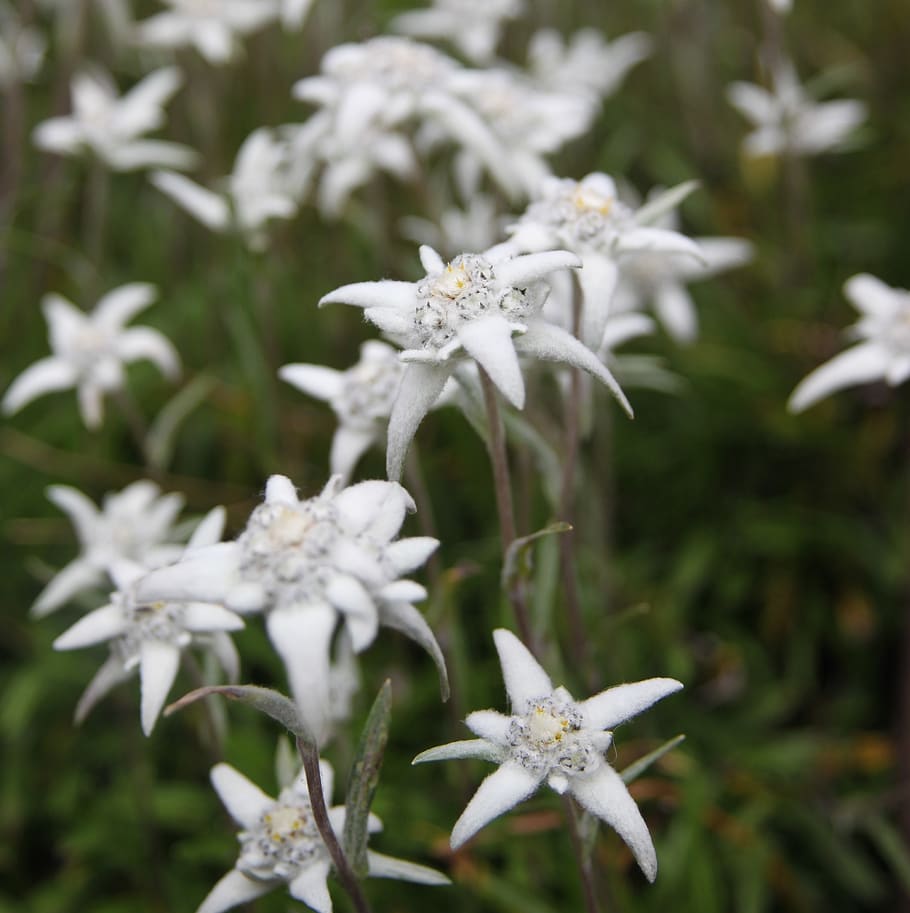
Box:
[620,734,686,784]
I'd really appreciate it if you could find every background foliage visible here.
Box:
[2,1,910,911]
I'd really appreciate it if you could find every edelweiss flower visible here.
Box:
[527,27,652,100]
[33,67,196,171]
[789,274,910,412]
[136,0,278,64]
[135,475,446,742]
[280,341,406,483]
[53,508,244,735]
[727,61,865,158]
[0,1,46,87]
[508,173,703,348]
[400,193,504,257]
[152,128,296,250]
[391,0,524,64]
[415,629,682,880]
[320,244,632,479]
[198,759,448,913]
[28,480,187,618]
[3,282,180,429]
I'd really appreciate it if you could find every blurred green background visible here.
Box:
[2,0,910,911]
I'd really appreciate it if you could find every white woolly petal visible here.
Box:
[413,739,503,764]
[385,537,440,574]
[334,479,414,539]
[494,250,581,288]
[182,603,244,633]
[363,306,413,336]
[208,631,241,682]
[726,81,776,125]
[633,180,700,226]
[795,100,865,154]
[379,601,449,700]
[386,363,452,480]
[569,764,657,882]
[134,542,242,604]
[379,581,427,603]
[74,653,132,724]
[265,474,299,505]
[33,116,83,154]
[492,628,552,714]
[95,282,157,329]
[600,314,655,353]
[115,327,180,378]
[188,507,226,550]
[580,678,683,731]
[2,357,78,415]
[139,639,180,735]
[578,254,619,349]
[319,280,416,311]
[151,170,230,231]
[288,860,332,913]
[419,245,445,274]
[844,274,903,319]
[31,558,102,618]
[210,763,274,828]
[617,228,703,262]
[457,315,525,409]
[196,869,272,913]
[450,761,543,849]
[76,381,106,429]
[674,237,754,282]
[654,283,698,344]
[279,364,344,401]
[194,21,235,64]
[367,850,450,885]
[326,575,378,652]
[465,709,512,744]
[54,604,126,650]
[516,320,633,417]
[46,484,99,539]
[330,426,376,484]
[788,342,890,413]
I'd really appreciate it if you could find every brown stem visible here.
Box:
[296,736,373,913]
[562,794,604,913]
[477,366,535,649]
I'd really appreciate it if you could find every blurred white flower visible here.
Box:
[0,1,46,87]
[281,0,316,30]
[33,66,196,171]
[321,244,632,479]
[527,27,652,100]
[414,628,682,878]
[789,274,910,412]
[53,508,244,735]
[151,128,296,250]
[198,759,448,913]
[508,173,703,347]
[135,474,447,743]
[400,193,504,256]
[727,61,865,158]
[135,0,278,64]
[3,282,180,429]
[391,0,524,64]
[28,480,187,618]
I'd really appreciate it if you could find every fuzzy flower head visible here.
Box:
[3,283,180,429]
[198,760,448,913]
[0,1,46,86]
[33,67,196,171]
[135,475,447,743]
[321,244,632,479]
[53,508,243,735]
[415,629,683,881]
[789,274,910,412]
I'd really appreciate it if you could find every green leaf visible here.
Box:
[621,734,686,783]
[501,522,572,593]
[634,179,700,225]
[146,374,218,471]
[343,680,392,879]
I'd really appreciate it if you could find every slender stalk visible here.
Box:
[477,366,534,649]
[562,794,604,913]
[112,387,154,472]
[296,736,373,913]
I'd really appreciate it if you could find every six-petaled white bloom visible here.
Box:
[151,128,296,251]
[134,474,447,743]
[391,0,524,65]
[280,341,406,483]
[3,282,180,429]
[135,0,278,64]
[198,759,449,913]
[727,60,866,159]
[789,274,910,412]
[0,0,46,87]
[53,507,244,735]
[414,629,682,880]
[527,27,652,101]
[320,244,632,479]
[28,480,187,618]
[508,173,703,348]
[33,66,196,171]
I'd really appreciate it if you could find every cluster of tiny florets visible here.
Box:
[414,254,530,349]
[111,595,190,664]
[507,695,599,775]
[237,793,323,881]
[335,351,403,427]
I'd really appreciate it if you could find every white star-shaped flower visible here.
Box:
[789,274,910,412]
[134,474,446,743]
[508,173,703,348]
[151,128,297,250]
[198,759,448,913]
[414,629,682,880]
[320,244,632,480]
[390,0,524,65]
[3,282,180,429]
[135,0,278,64]
[727,60,865,158]
[28,480,187,618]
[53,507,244,735]
[33,66,196,171]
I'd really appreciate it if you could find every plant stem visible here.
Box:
[477,366,535,649]
[562,794,604,913]
[112,387,155,472]
[296,736,373,913]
